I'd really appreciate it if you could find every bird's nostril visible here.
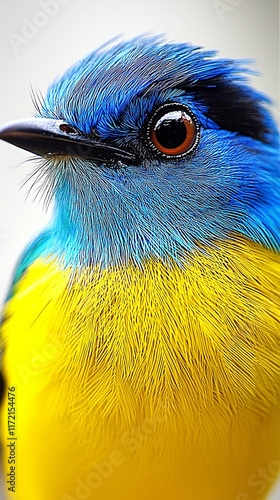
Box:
[59,123,76,134]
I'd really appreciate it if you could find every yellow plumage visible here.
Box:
[1,236,280,499]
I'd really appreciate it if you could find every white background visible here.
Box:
[0,0,279,498]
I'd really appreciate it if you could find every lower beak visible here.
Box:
[0,118,136,164]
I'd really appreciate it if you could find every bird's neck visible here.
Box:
[52,187,147,269]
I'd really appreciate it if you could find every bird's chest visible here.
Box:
[1,238,280,500]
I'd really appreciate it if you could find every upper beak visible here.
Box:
[0,118,136,164]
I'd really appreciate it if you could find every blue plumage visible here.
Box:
[15,36,280,269]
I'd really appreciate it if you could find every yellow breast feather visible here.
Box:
[1,236,280,500]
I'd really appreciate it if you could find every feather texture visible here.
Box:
[0,36,279,500]
[1,236,280,499]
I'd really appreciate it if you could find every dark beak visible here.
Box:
[0,118,136,163]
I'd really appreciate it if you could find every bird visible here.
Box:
[0,35,279,500]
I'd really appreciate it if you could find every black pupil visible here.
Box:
[155,116,187,149]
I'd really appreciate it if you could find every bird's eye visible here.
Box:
[148,103,199,158]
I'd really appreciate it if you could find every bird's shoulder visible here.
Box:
[5,228,54,302]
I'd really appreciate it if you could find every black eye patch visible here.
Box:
[178,77,272,144]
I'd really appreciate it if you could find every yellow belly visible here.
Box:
[1,236,280,500]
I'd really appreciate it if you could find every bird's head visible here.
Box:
[1,36,279,268]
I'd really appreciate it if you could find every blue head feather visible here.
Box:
[32,35,279,269]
